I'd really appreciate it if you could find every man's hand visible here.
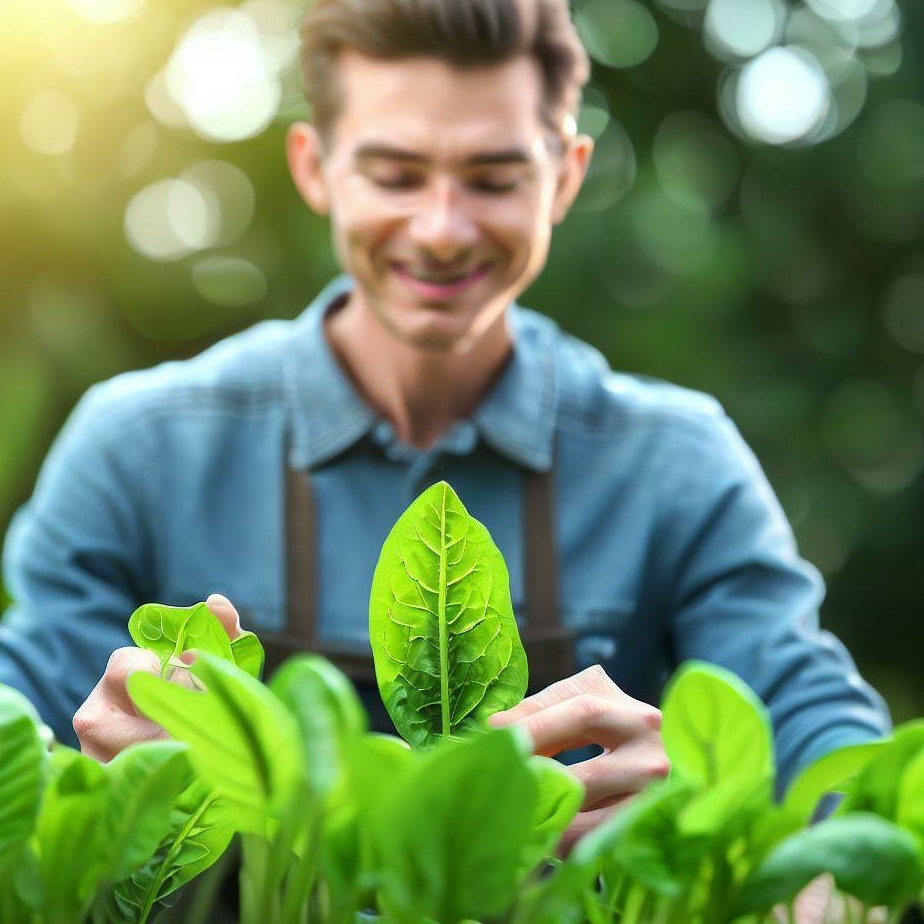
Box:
[73,594,242,762]
[488,664,669,854]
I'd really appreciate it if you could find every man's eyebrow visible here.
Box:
[354,143,533,166]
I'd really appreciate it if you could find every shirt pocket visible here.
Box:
[563,601,636,673]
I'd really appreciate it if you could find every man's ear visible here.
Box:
[286,121,330,215]
[551,132,595,226]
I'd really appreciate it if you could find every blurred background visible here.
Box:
[1,0,921,717]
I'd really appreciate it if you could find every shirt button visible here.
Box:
[443,421,478,454]
[576,634,617,667]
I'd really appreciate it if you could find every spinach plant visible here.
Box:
[2,480,923,924]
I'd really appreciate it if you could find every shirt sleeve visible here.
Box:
[660,410,891,795]
[0,383,153,745]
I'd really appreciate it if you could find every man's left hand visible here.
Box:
[489,664,670,854]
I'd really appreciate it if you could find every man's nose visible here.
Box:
[407,177,478,261]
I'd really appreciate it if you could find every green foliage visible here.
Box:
[369,481,528,748]
[3,483,924,923]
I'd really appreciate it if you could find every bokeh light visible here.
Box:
[573,118,637,212]
[574,0,659,69]
[653,110,739,211]
[124,179,212,261]
[704,0,785,61]
[192,256,268,307]
[20,91,80,156]
[736,46,830,144]
[65,0,145,24]
[163,7,283,143]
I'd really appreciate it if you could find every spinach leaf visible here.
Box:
[127,652,304,834]
[366,728,537,924]
[100,741,195,882]
[269,654,367,799]
[661,660,774,837]
[838,720,924,821]
[128,602,234,677]
[0,686,47,862]
[32,747,111,924]
[519,756,583,874]
[782,739,885,824]
[733,813,923,914]
[369,481,527,749]
[230,630,266,679]
[109,778,234,924]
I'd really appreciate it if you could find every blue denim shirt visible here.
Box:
[0,276,890,786]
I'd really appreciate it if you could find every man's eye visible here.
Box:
[372,174,422,190]
[470,179,519,194]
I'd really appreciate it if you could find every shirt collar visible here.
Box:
[284,275,557,472]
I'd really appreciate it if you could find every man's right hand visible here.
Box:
[73,593,242,762]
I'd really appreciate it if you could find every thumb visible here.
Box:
[205,593,243,640]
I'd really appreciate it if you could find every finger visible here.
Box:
[510,694,661,758]
[490,665,624,726]
[205,593,243,641]
[76,708,168,763]
[570,745,671,810]
[101,647,162,715]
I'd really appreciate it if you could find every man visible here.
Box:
[0,0,887,854]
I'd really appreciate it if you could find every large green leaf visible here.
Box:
[0,686,47,861]
[269,654,368,798]
[369,481,528,749]
[661,661,774,835]
[128,652,304,833]
[100,740,195,882]
[369,728,537,924]
[733,813,923,914]
[128,602,234,676]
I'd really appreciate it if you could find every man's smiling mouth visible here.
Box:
[391,262,491,300]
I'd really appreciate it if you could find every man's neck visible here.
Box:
[324,293,514,451]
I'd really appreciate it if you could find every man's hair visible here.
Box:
[298,0,590,148]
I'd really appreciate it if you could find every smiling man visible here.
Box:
[0,0,888,855]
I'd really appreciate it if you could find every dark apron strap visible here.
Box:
[264,466,575,716]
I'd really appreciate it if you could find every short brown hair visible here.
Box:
[298,0,590,148]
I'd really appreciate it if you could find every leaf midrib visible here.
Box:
[438,487,450,736]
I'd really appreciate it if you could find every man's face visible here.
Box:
[288,51,592,352]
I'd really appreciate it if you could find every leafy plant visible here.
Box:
[0,481,920,923]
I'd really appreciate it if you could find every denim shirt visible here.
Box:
[0,276,890,787]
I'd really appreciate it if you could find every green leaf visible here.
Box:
[0,686,47,861]
[519,757,583,874]
[571,780,704,897]
[33,747,111,922]
[369,481,528,749]
[661,661,774,835]
[101,740,195,882]
[231,630,265,678]
[782,740,885,824]
[369,728,537,924]
[896,747,924,839]
[110,778,234,923]
[270,654,368,798]
[838,721,924,821]
[127,652,305,833]
[128,602,234,676]
[733,813,923,914]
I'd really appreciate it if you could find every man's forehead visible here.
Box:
[331,51,547,152]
